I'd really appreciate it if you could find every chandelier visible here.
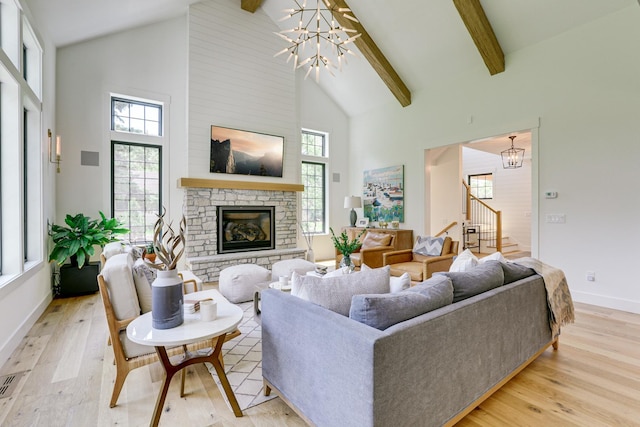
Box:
[501,136,525,169]
[275,0,361,82]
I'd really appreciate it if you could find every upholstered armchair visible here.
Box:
[335,230,397,270]
[383,236,459,285]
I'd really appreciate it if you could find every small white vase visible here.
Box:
[306,248,315,263]
[152,269,184,329]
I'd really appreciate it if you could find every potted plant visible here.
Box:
[49,212,128,296]
[146,208,187,329]
[330,227,365,271]
[144,243,156,263]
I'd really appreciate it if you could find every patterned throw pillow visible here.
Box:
[413,235,445,256]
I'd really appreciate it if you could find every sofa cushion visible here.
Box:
[413,235,444,256]
[349,275,453,330]
[501,261,536,285]
[361,232,392,249]
[449,249,479,272]
[361,264,410,293]
[291,266,390,316]
[439,260,504,302]
[101,253,141,319]
[478,251,506,264]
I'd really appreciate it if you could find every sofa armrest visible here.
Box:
[421,253,456,279]
[262,290,383,427]
[359,245,394,268]
[383,249,414,265]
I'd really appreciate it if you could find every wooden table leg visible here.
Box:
[148,335,243,426]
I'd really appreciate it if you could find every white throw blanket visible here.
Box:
[512,257,575,338]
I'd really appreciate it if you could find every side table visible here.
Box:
[127,289,243,426]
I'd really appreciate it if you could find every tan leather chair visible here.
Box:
[335,230,397,270]
[383,236,459,285]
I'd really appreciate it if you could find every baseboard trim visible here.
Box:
[572,290,640,315]
[0,293,52,367]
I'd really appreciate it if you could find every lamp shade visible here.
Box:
[344,196,362,209]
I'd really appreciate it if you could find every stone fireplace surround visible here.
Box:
[179,178,306,282]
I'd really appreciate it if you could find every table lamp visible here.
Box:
[344,196,362,227]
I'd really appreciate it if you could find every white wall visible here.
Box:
[463,147,532,251]
[0,3,57,366]
[428,146,462,240]
[56,16,188,228]
[347,6,640,313]
[187,0,297,184]
[299,78,350,261]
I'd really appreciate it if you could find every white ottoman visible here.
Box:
[271,258,316,282]
[219,264,271,303]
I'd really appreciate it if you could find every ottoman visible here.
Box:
[219,264,271,303]
[271,258,316,281]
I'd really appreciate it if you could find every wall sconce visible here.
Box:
[48,129,61,173]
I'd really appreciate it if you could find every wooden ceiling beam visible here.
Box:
[241,0,262,13]
[327,0,412,107]
[453,0,505,75]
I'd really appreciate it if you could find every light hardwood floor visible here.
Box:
[1,288,639,427]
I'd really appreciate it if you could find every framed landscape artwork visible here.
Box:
[210,126,284,177]
[363,165,404,222]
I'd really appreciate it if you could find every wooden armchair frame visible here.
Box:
[97,274,240,408]
[383,240,460,285]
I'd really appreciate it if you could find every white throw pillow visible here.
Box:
[132,258,156,313]
[323,266,350,278]
[291,266,391,316]
[478,251,506,264]
[361,264,410,293]
[449,249,479,272]
[390,272,411,293]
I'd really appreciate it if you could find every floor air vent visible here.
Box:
[0,371,25,399]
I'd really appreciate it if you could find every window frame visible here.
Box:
[111,96,163,137]
[468,173,494,200]
[301,129,329,235]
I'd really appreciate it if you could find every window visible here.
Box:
[111,97,162,136]
[112,142,162,243]
[468,173,493,199]
[301,130,328,234]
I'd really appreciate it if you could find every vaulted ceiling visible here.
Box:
[25,0,636,116]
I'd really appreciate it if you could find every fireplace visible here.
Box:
[217,206,275,254]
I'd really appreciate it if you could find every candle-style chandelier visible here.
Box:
[275,0,361,82]
[501,135,525,169]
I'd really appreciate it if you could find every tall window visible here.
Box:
[112,142,162,243]
[301,130,328,234]
[469,173,493,199]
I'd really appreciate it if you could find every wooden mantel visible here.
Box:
[178,177,304,192]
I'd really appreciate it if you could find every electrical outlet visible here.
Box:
[586,271,595,282]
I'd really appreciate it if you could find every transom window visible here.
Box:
[112,142,162,243]
[301,130,328,235]
[111,97,162,136]
[468,173,493,199]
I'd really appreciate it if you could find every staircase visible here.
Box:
[461,181,519,255]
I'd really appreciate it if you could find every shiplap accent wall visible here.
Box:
[462,147,532,251]
[187,0,298,182]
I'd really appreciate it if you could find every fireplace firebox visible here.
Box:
[217,206,275,254]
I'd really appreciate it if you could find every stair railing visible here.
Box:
[462,181,502,253]
[434,221,458,238]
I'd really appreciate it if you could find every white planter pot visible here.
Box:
[151,269,184,329]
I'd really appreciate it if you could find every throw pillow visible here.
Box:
[101,253,141,318]
[501,261,536,285]
[478,251,506,264]
[291,266,391,316]
[132,258,157,313]
[349,275,453,330]
[413,235,445,256]
[439,260,504,303]
[361,264,410,293]
[448,249,479,272]
[323,266,350,278]
[361,232,392,249]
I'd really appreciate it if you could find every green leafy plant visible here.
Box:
[49,212,129,269]
[145,243,155,254]
[329,227,365,256]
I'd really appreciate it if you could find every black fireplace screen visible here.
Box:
[217,206,275,254]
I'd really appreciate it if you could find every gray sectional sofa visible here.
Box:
[261,261,558,427]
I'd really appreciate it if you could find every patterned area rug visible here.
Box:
[206,301,275,411]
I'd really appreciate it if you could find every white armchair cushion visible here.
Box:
[101,253,140,319]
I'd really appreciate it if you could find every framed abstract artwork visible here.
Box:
[363,165,404,222]
[210,125,284,177]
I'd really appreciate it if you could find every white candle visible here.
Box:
[56,136,61,156]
